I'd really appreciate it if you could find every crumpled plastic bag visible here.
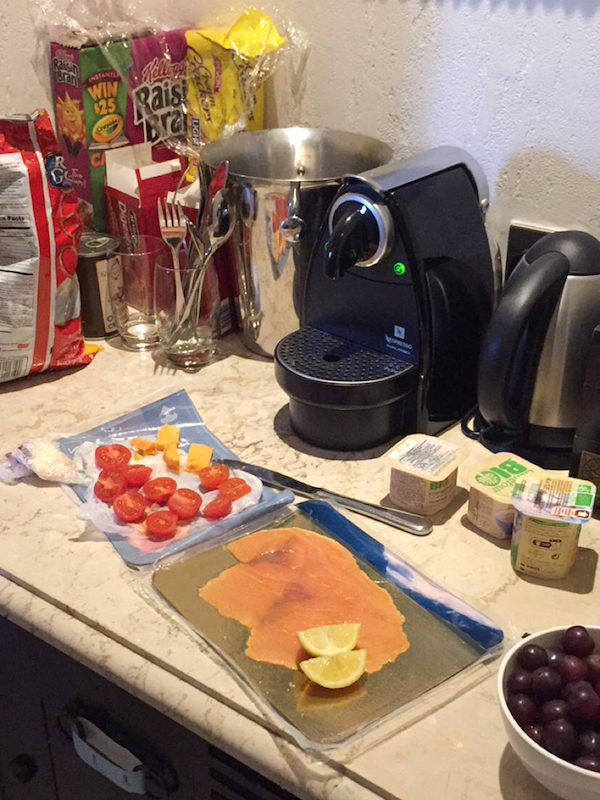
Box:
[185,9,286,146]
[0,438,82,484]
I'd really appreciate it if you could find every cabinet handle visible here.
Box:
[9,754,38,784]
[67,716,147,794]
[56,708,176,798]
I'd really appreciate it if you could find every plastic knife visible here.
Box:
[219,459,433,536]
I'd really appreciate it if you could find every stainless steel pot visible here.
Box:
[202,128,393,357]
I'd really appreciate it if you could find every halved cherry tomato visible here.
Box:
[218,477,251,501]
[203,494,233,520]
[125,464,152,488]
[142,477,177,504]
[167,489,202,520]
[113,491,147,523]
[145,510,178,539]
[94,469,127,504]
[95,444,131,471]
[198,464,229,491]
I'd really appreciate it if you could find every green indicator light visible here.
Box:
[348,248,358,259]
[324,240,329,251]
[393,262,406,275]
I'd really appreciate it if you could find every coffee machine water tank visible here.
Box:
[274,147,495,451]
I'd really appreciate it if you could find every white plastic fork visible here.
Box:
[157,197,186,321]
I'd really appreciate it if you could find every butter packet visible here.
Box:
[383,434,464,515]
[465,453,544,539]
[185,9,286,147]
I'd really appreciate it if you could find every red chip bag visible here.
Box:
[0,110,94,383]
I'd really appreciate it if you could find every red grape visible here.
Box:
[564,680,594,700]
[585,654,600,683]
[524,724,545,746]
[540,699,569,724]
[546,648,565,669]
[507,668,533,695]
[531,667,563,701]
[558,655,590,683]
[542,719,577,760]
[567,684,600,720]
[562,626,595,658]
[519,644,549,671]
[579,730,600,755]
[508,694,538,727]
[575,755,600,772]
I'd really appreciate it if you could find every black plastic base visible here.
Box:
[288,396,411,451]
[275,327,419,451]
[478,427,573,470]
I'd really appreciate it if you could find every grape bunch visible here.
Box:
[506,626,600,772]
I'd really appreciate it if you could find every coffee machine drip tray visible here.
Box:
[275,327,418,451]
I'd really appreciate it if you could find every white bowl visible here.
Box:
[498,626,600,800]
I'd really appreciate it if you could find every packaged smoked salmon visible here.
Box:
[0,110,95,383]
[146,499,505,754]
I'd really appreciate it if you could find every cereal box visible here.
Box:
[51,31,186,232]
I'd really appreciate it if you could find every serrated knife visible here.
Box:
[219,458,433,536]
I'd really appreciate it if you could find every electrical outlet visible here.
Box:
[506,223,557,281]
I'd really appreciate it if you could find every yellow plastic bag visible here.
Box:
[186,9,286,146]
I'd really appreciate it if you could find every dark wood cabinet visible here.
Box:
[0,617,299,800]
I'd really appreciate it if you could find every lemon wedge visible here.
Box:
[299,650,367,689]
[297,623,361,657]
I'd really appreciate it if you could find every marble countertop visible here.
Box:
[1,337,598,800]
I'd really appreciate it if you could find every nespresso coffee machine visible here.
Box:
[275,147,496,450]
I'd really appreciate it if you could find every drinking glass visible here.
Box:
[109,236,169,350]
[154,258,220,369]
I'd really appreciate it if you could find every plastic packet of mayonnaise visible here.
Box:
[185,9,286,147]
[382,434,465,515]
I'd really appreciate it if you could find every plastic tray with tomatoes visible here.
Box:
[75,440,268,558]
[56,390,293,566]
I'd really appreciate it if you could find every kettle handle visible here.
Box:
[478,251,570,431]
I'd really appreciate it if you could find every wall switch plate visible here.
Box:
[506,223,556,280]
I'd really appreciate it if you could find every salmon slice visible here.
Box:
[199,527,409,674]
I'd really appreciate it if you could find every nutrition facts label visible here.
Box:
[0,152,37,376]
[387,437,459,476]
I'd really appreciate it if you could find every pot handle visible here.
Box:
[278,181,305,243]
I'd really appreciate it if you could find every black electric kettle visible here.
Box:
[465,230,600,468]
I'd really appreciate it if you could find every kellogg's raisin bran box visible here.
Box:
[50,30,186,233]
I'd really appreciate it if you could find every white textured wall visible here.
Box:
[2,0,600,252]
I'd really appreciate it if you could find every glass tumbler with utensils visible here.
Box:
[154,162,234,369]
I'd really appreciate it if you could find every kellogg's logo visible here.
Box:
[132,57,186,145]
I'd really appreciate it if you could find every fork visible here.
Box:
[157,197,186,321]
